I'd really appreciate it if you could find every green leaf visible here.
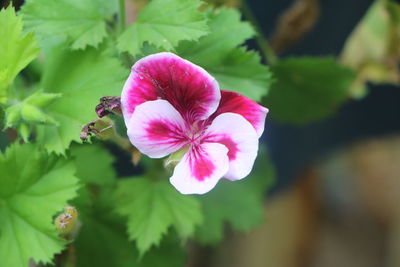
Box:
[74,189,186,267]
[196,149,275,244]
[4,90,60,141]
[0,143,80,267]
[265,57,355,125]
[5,91,61,128]
[4,104,22,128]
[177,9,271,101]
[178,8,254,66]
[114,178,203,255]
[20,103,58,124]
[70,144,116,186]
[35,48,127,154]
[18,123,31,142]
[207,48,272,101]
[0,5,38,104]
[20,0,117,49]
[24,90,61,107]
[117,0,209,56]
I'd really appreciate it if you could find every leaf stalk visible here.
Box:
[118,0,126,32]
[241,0,278,65]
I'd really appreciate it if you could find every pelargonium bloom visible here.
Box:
[121,52,268,194]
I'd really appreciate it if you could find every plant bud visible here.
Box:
[55,206,78,235]
[164,146,189,169]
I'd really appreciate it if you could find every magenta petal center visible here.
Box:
[188,145,216,181]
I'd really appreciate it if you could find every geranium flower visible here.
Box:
[121,52,268,194]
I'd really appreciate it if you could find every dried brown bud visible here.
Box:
[80,121,98,142]
[95,96,121,118]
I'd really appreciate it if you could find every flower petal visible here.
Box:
[170,143,229,194]
[210,90,268,137]
[121,52,221,125]
[203,113,259,180]
[127,99,189,158]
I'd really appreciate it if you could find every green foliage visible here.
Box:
[23,90,61,107]
[207,48,271,101]
[70,142,184,267]
[196,149,275,244]
[0,5,38,104]
[35,48,127,154]
[5,90,61,141]
[70,144,116,186]
[20,0,117,49]
[0,143,80,267]
[117,0,209,56]
[74,189,185,267]
[178,8,272,101]
[178,8,254,66]
[114,177,203,255]
[266,57,356,125]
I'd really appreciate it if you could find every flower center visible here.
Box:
[187,121,207,145]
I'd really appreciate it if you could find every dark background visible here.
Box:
[248,0,400,194]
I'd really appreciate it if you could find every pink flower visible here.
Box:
[121,52,268,194]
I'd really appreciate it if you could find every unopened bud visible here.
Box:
[164,147,189,169]
[132,148,142,166]
[80,119,114,142]
[55,206,78,235]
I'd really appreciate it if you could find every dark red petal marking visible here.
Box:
[170,142,229,194]
[201,113,259,181]
[146,119,188,145]
[209,90,268,137]
[122,75,158,118]
[188,145,216,181]
[121,52,220,125]
[127,100,189,158]
[208,135,239,161]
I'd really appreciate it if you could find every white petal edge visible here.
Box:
[121,73,136,126]
[170,143,229,195]
[127,99,188,158]
[204,112,259,181]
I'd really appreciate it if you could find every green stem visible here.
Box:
[241,0,278,65]
[118,0,126,32]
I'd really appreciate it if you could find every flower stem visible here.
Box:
[118,0,126,32]
[241,0,278,65]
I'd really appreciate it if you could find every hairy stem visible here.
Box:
[118,0,126,32]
